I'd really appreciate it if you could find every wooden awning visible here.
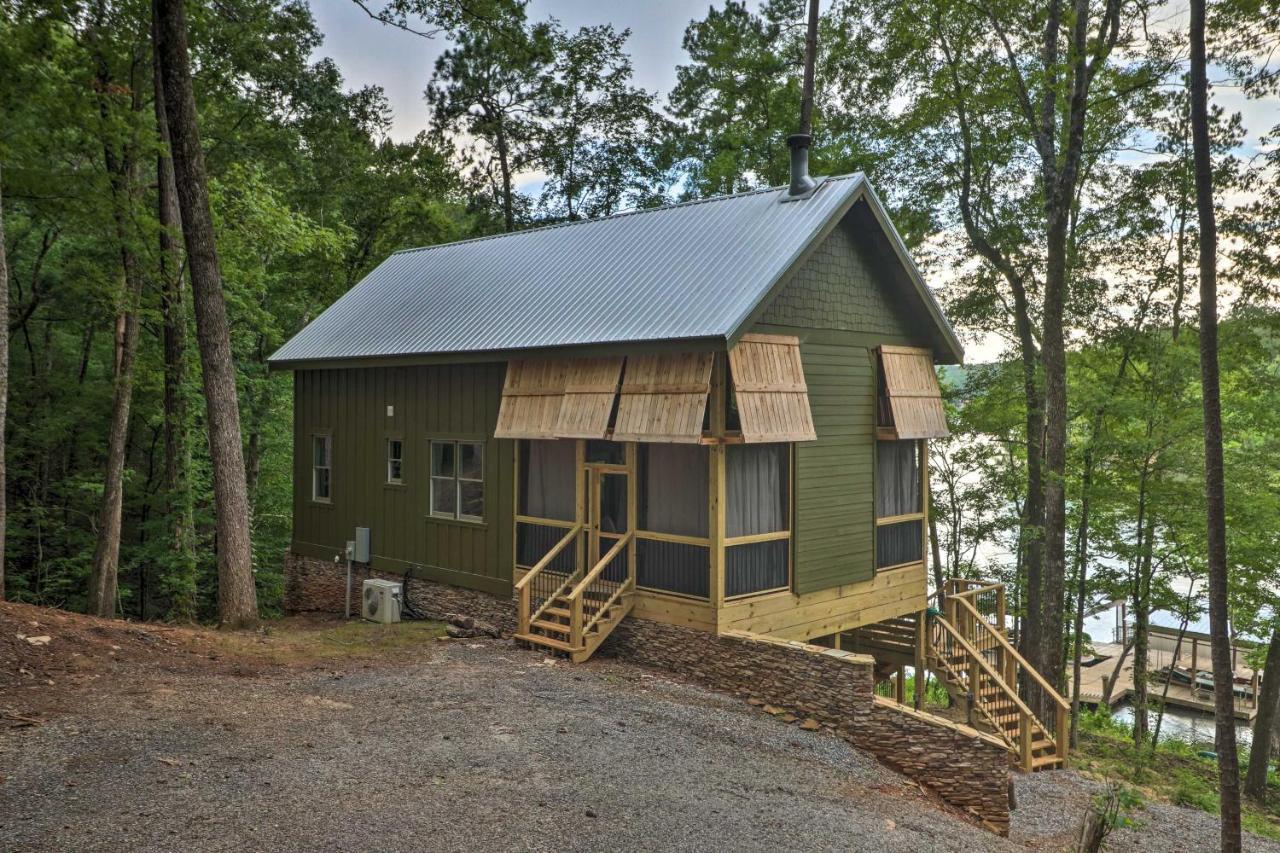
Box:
[878,345,948,439]
[494,359,568,439]
[728,334,816,443]
[612,352,714,443]
[555,357,624,439]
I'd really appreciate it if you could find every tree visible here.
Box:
[1246,628,1280,801]
[0,164,8,602]
[1189,0,1241,843]
[154,0,258,627]
[426,4,553,231]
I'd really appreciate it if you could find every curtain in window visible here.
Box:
[876,440,921,517]
[726,443,787,536]
[520,439,575,520]
[639,443,708,537]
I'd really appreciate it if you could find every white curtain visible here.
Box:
[876,440,921,517]
[522,440,575,520]
[726,443,787,537]
[640,443,708,537]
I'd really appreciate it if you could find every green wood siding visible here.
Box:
[292,363,514,595]
[753,215,929,595]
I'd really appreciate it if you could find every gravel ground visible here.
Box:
[3,634,1277,852]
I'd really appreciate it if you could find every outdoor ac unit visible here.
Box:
[361,579,402,624]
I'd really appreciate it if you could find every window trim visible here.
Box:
[386,436,405,486]
[311,432,332,504]
[428,438,485,523]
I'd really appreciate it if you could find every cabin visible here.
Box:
[270,169,1069,772]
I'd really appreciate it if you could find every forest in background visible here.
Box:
[0,0,1278,837]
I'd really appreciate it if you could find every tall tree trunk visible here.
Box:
[0,165,8,601]
[153,11,197,621]
[154,0,258,627]
[87,55,145,619]
[1189,0,1242,846]
[1070,447,1094,749]
[495,117,514,232]
[1245,629,1280,801]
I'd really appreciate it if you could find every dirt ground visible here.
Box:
[2,602,1276,852]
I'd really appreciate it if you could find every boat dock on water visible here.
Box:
[1077,622,1261,721]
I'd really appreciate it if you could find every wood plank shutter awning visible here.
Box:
[728,333,817,443]
[878,345,949,439]
[555,357,624,439]
[494,358,569,439]
[612,352,714,443]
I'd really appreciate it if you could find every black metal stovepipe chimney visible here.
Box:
[787,0,821,198]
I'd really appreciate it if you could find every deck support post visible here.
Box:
[914,610,926,709]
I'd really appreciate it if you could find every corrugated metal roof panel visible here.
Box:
[269,175,870,365]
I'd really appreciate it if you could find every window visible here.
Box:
[876,440,923,569]
[430,439,484,521]
[636,443,710,599]
[311,434,331,502]
[386,439,404,484]
[724,443,791,597]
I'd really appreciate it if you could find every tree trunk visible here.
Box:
[1189,0,1242,846]
[153,12,197,621]
[0,165,8,601]
[1070,448,1094,749]
[87,58,145,619]
[154,0,258,627]
[1245,629,1280,801]
[495,117,515,232]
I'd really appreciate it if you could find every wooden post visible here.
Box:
[575,440,586,574]
[709,352,727,625]
[1020,711,1033,771]
[997,585,1007,634]
[1191,636,1199,677]
[519,584,530,634]
[1056,702,1068,761]
[895,666,906,703]
[914,610,926,709]
[571,594,584,650]
[626,442,637,590]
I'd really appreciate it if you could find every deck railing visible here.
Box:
[516,523,584,632]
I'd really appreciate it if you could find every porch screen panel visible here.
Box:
[875,440,921,517]
[639,443,708,537]
[878,346,948,439]
[725,443,790,596]
[727,334,816,443]
[495,359,567,439]
[612,352,713,443]
[555,357,624,439]
[637,443,710,598]
[518,439,576,520]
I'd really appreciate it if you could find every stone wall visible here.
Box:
[285,552,1011,833]
[283,551,516,633]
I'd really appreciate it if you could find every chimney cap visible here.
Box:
[787,133,813,150]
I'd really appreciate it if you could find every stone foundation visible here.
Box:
[284,551,1012,834]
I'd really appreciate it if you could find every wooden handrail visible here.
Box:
[951,596,1070,713]
[950,582,1004,600]
[933,616,1037,725]
[569,530,635,600]
[514,523,583,591]
[582,579,632,636]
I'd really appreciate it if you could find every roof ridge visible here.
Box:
[392,173,864,257]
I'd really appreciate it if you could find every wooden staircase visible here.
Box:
[846,579,1069,772]
[513,525,635,663]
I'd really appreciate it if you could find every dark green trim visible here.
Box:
[270,335,726,372]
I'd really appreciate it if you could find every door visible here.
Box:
[584,445,631,582]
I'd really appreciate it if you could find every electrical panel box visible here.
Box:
[354,527,370,563]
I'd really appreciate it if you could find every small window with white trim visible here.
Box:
[429,439,484,522]
[312,434,332,502]
[386,438,404,484]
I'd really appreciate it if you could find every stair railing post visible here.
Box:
[519,583,531,634]
[1056,702,1068,761]
[571,594,584,650]
[997,585,1006,634]
[1020,711,1033,770]
[914,610,926,710]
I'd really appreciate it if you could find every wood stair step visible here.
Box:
[531,619,572,635]
[1031,739,1055,752]
[543,606,571,619]
[513,632,583,653]
[1031,754,1063,770]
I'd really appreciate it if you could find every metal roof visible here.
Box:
[269,173,963,366]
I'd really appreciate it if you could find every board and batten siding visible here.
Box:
[753,214,924,597]
[292,363,514,595]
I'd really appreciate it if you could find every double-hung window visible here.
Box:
[312,434,332,502]
[386,439,404,485]
[430,439,484,522]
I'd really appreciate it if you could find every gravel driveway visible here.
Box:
[3,634,1277,852]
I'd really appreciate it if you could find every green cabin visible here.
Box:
[270,172,963,659]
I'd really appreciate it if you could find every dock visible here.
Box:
[1078,627,1260,721]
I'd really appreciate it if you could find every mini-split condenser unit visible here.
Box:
[361,578,402,624]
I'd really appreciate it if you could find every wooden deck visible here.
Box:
[1077,639,1259,721]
